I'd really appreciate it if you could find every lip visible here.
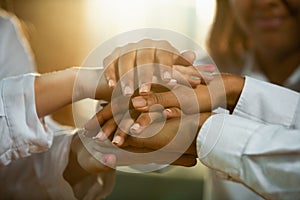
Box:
[253,16,287,29]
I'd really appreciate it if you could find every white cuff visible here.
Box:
[233,76,299,128]
[0,73,52,166]
[197,114,261,178]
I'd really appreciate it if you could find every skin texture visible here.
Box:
[103,39,215,96]
[85,74,245,151]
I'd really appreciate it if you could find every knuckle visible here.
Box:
[152,93,166,107]
[171,107,182,117]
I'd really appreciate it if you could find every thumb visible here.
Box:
[175,50,196,65]
[132,85,199,114]
[131,91,179,112]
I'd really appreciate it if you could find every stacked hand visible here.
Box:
[74,39,245,172]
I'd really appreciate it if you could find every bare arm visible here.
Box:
[34,67,112,118]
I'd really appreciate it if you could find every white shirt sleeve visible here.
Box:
[0,73,53,166]
[0,131,115,199]
[197,77,300,200]
[0,10,115,198]
[0,9,36,79]
[233,76,300,128]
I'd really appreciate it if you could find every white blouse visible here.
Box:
[0,9,114,199]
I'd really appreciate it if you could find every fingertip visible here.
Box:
[188,78,201,87]
[93,131,107,141]
[130,123,142,135]
[123,85,134,96]
[163,108,172,118]
[132,96,147,108]
[103,154,117,168]
[139,83,151,95]
[201,73,214,84]
[112,135,124,146]
[196,64,216,73]
[108,79,116,88]
[181,50,196,64]
[167,79,177,87]
[162,71,172,82]
[204,64,216,72]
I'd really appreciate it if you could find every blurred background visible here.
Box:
[2,0,216,199]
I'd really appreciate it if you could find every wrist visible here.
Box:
[34,68,78,117]
[222,74,245,112]
[73,67,112,101]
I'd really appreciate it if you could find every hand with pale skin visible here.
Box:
[103,39,216,96]
[33,68,117,189]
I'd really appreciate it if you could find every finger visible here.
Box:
[103,48,120,88]
[93,117,118,141]
[84,96,130,131]
[136,48,155,95]
[125,118,179,150]
[173,64,215,86]
[101,154,117,169]
[155,41,178,82]
[112,112,135,146]
[196,64,216,73]
[194,64,216,83]
[130,111,165,135]
[172,65,200,87]
[84,104,113,131]
[118,43,137,96]
[131,92,179,112]
[175,50,195,65]
[163,107,182,119]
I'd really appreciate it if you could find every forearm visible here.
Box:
[34,67,112,118]
[34,68,77,118]
[193,74,245,113]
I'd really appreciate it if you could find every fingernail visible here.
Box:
[191,76,200,80]
[93,131,106,141]
[204,64,216,71]
[163,108,172,118]
[163,71,171,80]
[132,97,147,107]
[167,79,177,86]
[139,83,149,94]
[112,136,122,145]
[130,123,140,134]
[203,72,214,78]
[124,86,133,96]
[108,79,115,88]
[102,154,116,167]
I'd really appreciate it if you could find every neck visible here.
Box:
[254,48,300,85]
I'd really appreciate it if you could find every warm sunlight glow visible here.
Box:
[84,0,216,47]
